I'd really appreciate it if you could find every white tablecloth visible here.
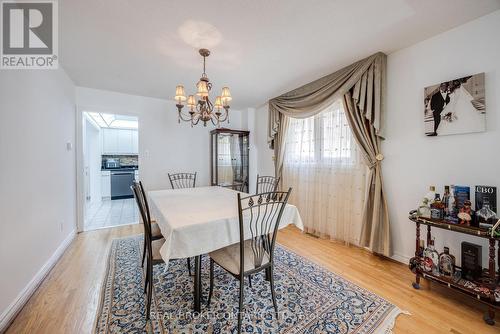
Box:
[148,186,303,265]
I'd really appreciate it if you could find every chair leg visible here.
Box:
[143,253,149,294]
[207,259,214,307]
[146,261,153,321]
[238,276,244,334]
[269,266,278,317]
[141,238,147,267]
[144,266,149,294]
[187,257,192,276]
[248,275,252,288]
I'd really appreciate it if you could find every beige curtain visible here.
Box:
[343,92,390,255]
[268,52,390,256]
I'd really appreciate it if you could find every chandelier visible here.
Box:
[174,48,232,127]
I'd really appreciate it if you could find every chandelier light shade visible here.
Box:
[175,85,186,103]
[214,96,223,110]
[173,48,231,127]
[196,80,209,97]
[221,87,232,104]
[187,95,196,108]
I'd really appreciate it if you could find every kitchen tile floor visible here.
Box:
[84,198,139,230]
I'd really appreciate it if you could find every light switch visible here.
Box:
[66,142,73,151]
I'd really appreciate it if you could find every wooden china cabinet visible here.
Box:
[210,128,249,193]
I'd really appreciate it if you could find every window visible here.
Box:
[285,101,359,166]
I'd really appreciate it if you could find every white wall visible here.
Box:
[0,68,77,328]
[76,87,245,192]
[254,104,275,177]
[384,10,500,264]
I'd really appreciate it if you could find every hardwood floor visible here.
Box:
[5,224,142,334]
[6,225,500,333]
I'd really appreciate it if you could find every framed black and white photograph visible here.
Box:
[424,73,485,136]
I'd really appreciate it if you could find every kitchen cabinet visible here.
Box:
[132,131,139,154]
[102,129,118,153]
[102,128,138,154]
[101,171,111,198]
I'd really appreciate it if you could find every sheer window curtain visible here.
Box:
[283,101,367,245]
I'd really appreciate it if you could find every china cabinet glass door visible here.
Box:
[210,129,249,193]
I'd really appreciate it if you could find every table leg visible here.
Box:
[265,267,271,281]
[193,255,202,313]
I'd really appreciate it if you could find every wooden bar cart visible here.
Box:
[410,216,500,325]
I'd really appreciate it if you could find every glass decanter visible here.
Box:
[423,238,440,276]
[477,198,497,226]
[439,247,455,277]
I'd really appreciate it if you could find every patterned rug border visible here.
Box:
[94,235,410,334]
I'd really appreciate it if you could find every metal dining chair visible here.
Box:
[133,181,193,275]
[133,181,164,268]
[168,172,197,189]
[255,174,280,194]
[166,173,196,274]
[207,188,292,333]
[131,182,165,321]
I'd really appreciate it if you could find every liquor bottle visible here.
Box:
[439,247,455,277]
[476,197,497,228]
[423,238,440,275]
[431,194,445,219]
[446,185,457,222]
[443,186,450,217]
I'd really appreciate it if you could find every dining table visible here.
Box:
[148,186,303,312]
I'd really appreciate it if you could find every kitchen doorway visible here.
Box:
[80,112,140,231]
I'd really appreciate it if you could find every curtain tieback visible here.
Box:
[368,153,384,169]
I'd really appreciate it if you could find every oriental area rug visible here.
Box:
[94,236,408,333]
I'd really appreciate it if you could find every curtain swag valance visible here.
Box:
[268,52,386,146]
[267,51,390,256]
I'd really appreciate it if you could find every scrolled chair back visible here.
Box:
[237,188,292,269]
[168,172,197,189]
[255,174,280,194]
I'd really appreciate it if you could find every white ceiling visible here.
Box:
[60,0,500,110]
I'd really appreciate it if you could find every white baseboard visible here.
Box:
[391,252,411,264]
[0,229,77,332]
